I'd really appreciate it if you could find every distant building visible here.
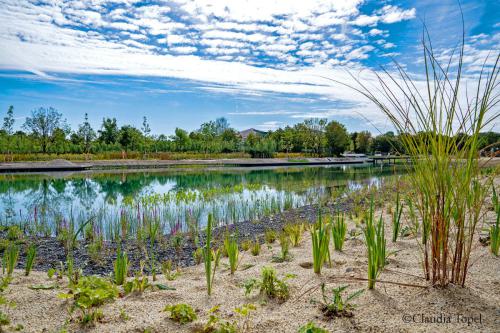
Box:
[342,152,367,158]
[239,128,267,140]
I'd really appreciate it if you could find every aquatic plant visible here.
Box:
[490,185,500,256]
[203,214,220,296]
[317,283,364,318]
[391,191,403,242]
[364,199,386,289]
[24,244,37,276]
[5,243,19,277]
[285,223,303,247]
[264,229,277,244]
[163,303,197,324]
[224,233,239,274]
[113,247,129,286]
[161,260,180,281]
[278,232,290,261]
[331,213,347,251]
[243,266,291,301]
[251,238,261,256]
[310,213,331,275]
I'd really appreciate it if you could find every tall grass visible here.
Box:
[25,244,37,276]
[343,26,499,286]
[311,212,331,274]
[364,199,386,289]
[331,212,347,251]
[5,243,19,277]
[224,233,239,274]
[490,185,500,256]
[392,191,403,242]
[113,247,129,285]
[203,214,220,295]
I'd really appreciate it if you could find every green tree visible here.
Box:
[171,128,190,151]
[355,131,372,154]
[23,107,67,153]
[98,118,119,144]
[77,113,96,154]
[325,120,350,156]
[119,125,142,152]
[2,106,15,156]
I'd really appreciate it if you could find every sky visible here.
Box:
[0,0,499,135]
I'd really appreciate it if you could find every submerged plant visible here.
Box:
[203,214,221,296]
[24,244,37,276]
[310,213,331,274]
[331,213,347,251]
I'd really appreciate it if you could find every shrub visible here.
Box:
[163,303,197,324]
[161,260,180,281]
[241,240,252,251]
[24,244,37,276]
[331,213,347,251]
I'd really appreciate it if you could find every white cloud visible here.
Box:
[256,121,283,131]
[379,5,416,24]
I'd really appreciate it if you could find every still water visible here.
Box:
[0,164,400,238]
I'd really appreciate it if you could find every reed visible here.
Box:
[5,243,19,277]
[331,213,347,251]
[364,199,386,289]
[392,191,403,242]
[224,233,239,274]
[343,27,499,286]
[24,244,37,276]
[203,214,220,295]
[113,247,129,286]
[490,185,500,256]
[311,212,331,274]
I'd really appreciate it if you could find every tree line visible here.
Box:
[1,106,498,159]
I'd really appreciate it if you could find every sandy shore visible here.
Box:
[2,208,499,333]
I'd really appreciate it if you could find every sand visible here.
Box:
[1,208,499,333]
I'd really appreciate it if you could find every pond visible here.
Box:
[0,164,401,240]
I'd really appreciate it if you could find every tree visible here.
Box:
[280,127,295,156]
[98,118,119,144]
[2,106,15,156]
[171,128,190,151]
[23,107,67,153]
[77,113,96,154]
[325,120,350,156]
[214,117,230,135]
[119,125,142,152]
[355,131,372,154]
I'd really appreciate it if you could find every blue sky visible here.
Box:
[0,0,498,135]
